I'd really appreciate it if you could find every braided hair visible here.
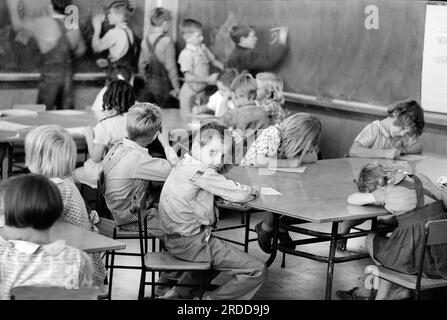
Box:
[102,79,135,115]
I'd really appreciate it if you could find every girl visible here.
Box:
[255,72,287,125]
[0,174,93,300]
[240,113,322,253]
[337,162,447,300]
[349,100,425,159]
[75,79,135,189]
[25,125,107,286]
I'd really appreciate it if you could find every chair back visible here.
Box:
[97,218,117,239]
[97,171,113,220]
[426,219,447,246]
[10,286,100,300]
[12,104,46,112]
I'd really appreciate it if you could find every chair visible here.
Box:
[135,191,211,300]
[367,219,447,300]
[96,171,158,300]
[10,286,101,300]
[12,104,46,112]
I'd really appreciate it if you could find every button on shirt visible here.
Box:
[103,138,172,226]
[159,154,258,237]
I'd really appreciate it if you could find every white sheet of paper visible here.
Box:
[0,121,31,131]
[47,110,87,116]
[398,154,428,161]
[260,187,282,196]
[270,27,289,45]
[66,127,86,136]
[0,109,38,117]
[267,167,307,174]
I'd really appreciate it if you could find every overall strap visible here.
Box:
[147,34,166,54]
[398,175,439,208]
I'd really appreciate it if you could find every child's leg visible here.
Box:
[336,219,366,251]
[374,279,393,300]
[179,84,195,113]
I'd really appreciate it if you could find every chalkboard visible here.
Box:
[177,0,428,107]
[0,0,145,73]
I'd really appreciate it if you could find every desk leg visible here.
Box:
[266,213,279,267]
[325,222,339,300]
[1,143,11,180]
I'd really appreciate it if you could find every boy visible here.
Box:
[178,19,224,113]
[102,103,179,233]
[6,0,86,109]
[227,23,288,76]
[158,121,266,300]
[91,0,135,72]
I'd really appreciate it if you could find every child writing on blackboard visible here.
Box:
[178,19,224,113]
[348,100,425,160]
[240,113,322,253]
[227,23,288,76]
[337,162,447,300]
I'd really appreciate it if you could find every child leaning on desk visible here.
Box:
[158,121,266,300]
[337,162,447,300]
[24,125,107,286]
[349,100,425,160]
[0,175,94,300]
[178,19,224,113]
[240,113,322,254]
[74,80,135,189]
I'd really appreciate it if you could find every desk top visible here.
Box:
[0,221,125,254]
[226,155,447,223]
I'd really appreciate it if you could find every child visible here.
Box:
[158,121,266,300]
[178,19,224,113]
[25,125,107,286]
[91,65,133,120]
[256,72,286,125]
[91,0,135,72]
[349,100,425,159]
[75,79,135,189]
[138,7,180,109]
[192,68,238,117]
[0,174,93,300]
[102,102,179,233]
[221,73,270,136]
[337,162,447,300]
[226,23,288,75]
[240,113,322,253]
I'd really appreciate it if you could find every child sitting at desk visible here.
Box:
[25,125,106,286]
[256,72,287,125]
[337,162,447,300]
[0,175,93,300]
[75,80,135,189]
[178,19,224,113]
[349,100,425,160]
[240,113,322,253]
[158,121,266,300]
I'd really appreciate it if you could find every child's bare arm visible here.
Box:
[347,192,376,206]
[203,46,224,71]
[403,140,423,155]
[184,71,218,84]
[84,127,106,163]
[349,142,399,159]
[301,151,318,164]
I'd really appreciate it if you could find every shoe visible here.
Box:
[336,287,369,300]
[255,222,273,254]
[157,288,182,300]
[278,231,295,250]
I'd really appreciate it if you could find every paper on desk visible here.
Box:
[267,167,307,174]
[398,154,428,161]
[260,187,282,196]
[0,109,38,117]
[48,110,87,116]
[0,121,31,131]
[66,127,86,136]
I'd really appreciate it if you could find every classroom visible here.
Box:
[1,0,447,303]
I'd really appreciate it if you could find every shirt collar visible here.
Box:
[122,138,148,151]
[7,240,66,255]
[115,22,129,29]
[185,43,204,53]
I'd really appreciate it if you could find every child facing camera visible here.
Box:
[0,175,94,300]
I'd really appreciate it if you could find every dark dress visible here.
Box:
[374,175,447,279]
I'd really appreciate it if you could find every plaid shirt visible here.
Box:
[259,99,286,125]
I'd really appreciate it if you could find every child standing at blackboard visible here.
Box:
[227,24,288,76]
[178,19,224,113]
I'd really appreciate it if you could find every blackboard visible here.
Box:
[178,0,428,107]
[0,0,145,73]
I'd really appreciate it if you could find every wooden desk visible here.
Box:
[0,221,125,254]
[226,155,447,299]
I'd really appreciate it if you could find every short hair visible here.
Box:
[52,0,72,14]
[127,103,163,141]
[1,174,63,230]
[355,162,387,193]
[256,72,285,104]
[181,19,202,35]
[231,72,257,100]
[103,79,135,114]
[279,113,322,160]
[388,99,425,137]
[150,7,172,27]
[107,65,132,85]
[108,0,130,17]
[230,23,255,45]
[217,69,239,88]
[25,125,77,179]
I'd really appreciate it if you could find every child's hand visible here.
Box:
[92,13,105,30]
[251,186,261,198]
[157,128,170,149]
[437,176,447,187]
[386,148,401,159]
[169,88,180,99]
[229,127,243,145]
[207,73,219,84]
[166,147,180,166]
